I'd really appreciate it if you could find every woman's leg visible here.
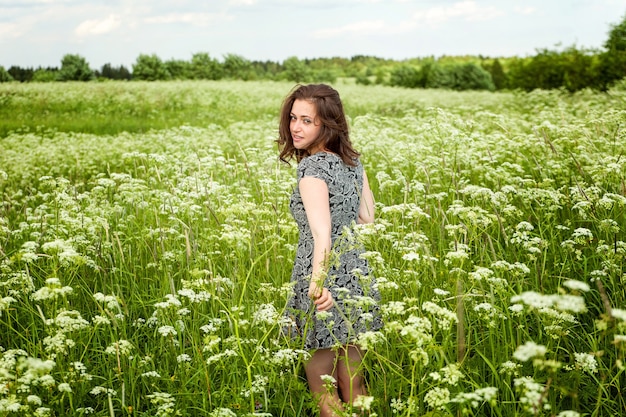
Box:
[336,344,367,403]
[305,348,343,417]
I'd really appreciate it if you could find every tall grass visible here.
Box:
[1,80,522,137]
[0,81,625,416]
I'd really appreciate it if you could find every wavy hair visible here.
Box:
[277,84,359,166]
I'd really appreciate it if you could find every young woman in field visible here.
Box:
[277,84,382,416]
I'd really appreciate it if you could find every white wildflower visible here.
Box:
[209,408,237,417]
[93,292,121,312]
[356,331,386,351]
[556,412,580,417]
[562,280,590,292]
[353,395,374,411]
[177,354,191,363]
[422,301,457,326]
[27,395,42,405]
[0,296,16,316]
[206,349,237,366]
[58,382,72,392]
[574,352,598,373]
[320,374,337,389]
[514,377,550,412]
[158,325,177,337]
[402,252,421,261]
[424,386,450,410]
[441,363,463,385]
[571,228,593,241]
[34,407,52,416]
[451,386,498,407]
[382,301,406,316]
[105,340,133,357]
[513,341,547,362]
[499,360,522,376]
[90,386,117,396]
[390,397,406,414]
[147,392,176,417]
[611,309,626,321]
[253,303,278,326]
[92,315,111,326]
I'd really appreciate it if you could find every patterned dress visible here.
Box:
[284,152,383,350]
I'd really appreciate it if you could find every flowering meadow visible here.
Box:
[1,80,625,416]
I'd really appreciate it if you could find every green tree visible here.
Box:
[507,49,564,91]
[282,56,311,83]
[132,54,170,81]
[250,60,281,80]
[424,63,456,89]
[355,72,372,85]
[598,13,626,89]
[483,59,508,90]
[508,47,597,92]
[32,67,58,82]
[165,59,191,79]
[58,53,94,81]
[388,64,421,88]
[561,47,597,92]
[311,68,337,84]
[0,66,13,82]
[453,62,495,91]
[190,52,223,80]
[8,66,34,82]
[99,63,131,80]
[223,53,253,80]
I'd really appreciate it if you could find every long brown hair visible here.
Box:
[277,84,359,166]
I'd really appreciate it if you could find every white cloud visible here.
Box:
[75,14,121,36]
[313,18,418,39]
[228,0,257,5]
[413,1,504,24]
[314,20,387,38]
[0,21,26,39]
[514,6,536,16]
[143,12,228,26]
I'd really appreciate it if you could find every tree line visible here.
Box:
[1,14,625,92]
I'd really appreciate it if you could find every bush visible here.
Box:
[132,54,171,81]
[0,66,13,82]
[482,59,508,90]
[190,53,223,80]
[58,54,94,81]
[32,68,58,82]
[508,47,599,92]
[282,56,312,83]
[423,63,494,91]
[388,64,421,88]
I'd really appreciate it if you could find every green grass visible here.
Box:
[0,81,625,416]
[0,80,525,138]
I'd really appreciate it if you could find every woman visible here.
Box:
[277,84,382,416]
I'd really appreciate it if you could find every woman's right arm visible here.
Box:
[358,169,375,224]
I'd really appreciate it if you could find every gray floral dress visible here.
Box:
[283,152,383,350]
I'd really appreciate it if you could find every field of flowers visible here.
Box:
[1,80,625,416]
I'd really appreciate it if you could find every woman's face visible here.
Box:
[290,99,322,153]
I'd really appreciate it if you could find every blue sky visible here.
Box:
[1,0,625,69]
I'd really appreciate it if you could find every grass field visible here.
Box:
[1,80,626,416]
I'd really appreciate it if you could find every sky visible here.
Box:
[1,0,625,70]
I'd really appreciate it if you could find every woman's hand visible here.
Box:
[309,284,334,312]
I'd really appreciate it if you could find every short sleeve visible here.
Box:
[297,154,331,183]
